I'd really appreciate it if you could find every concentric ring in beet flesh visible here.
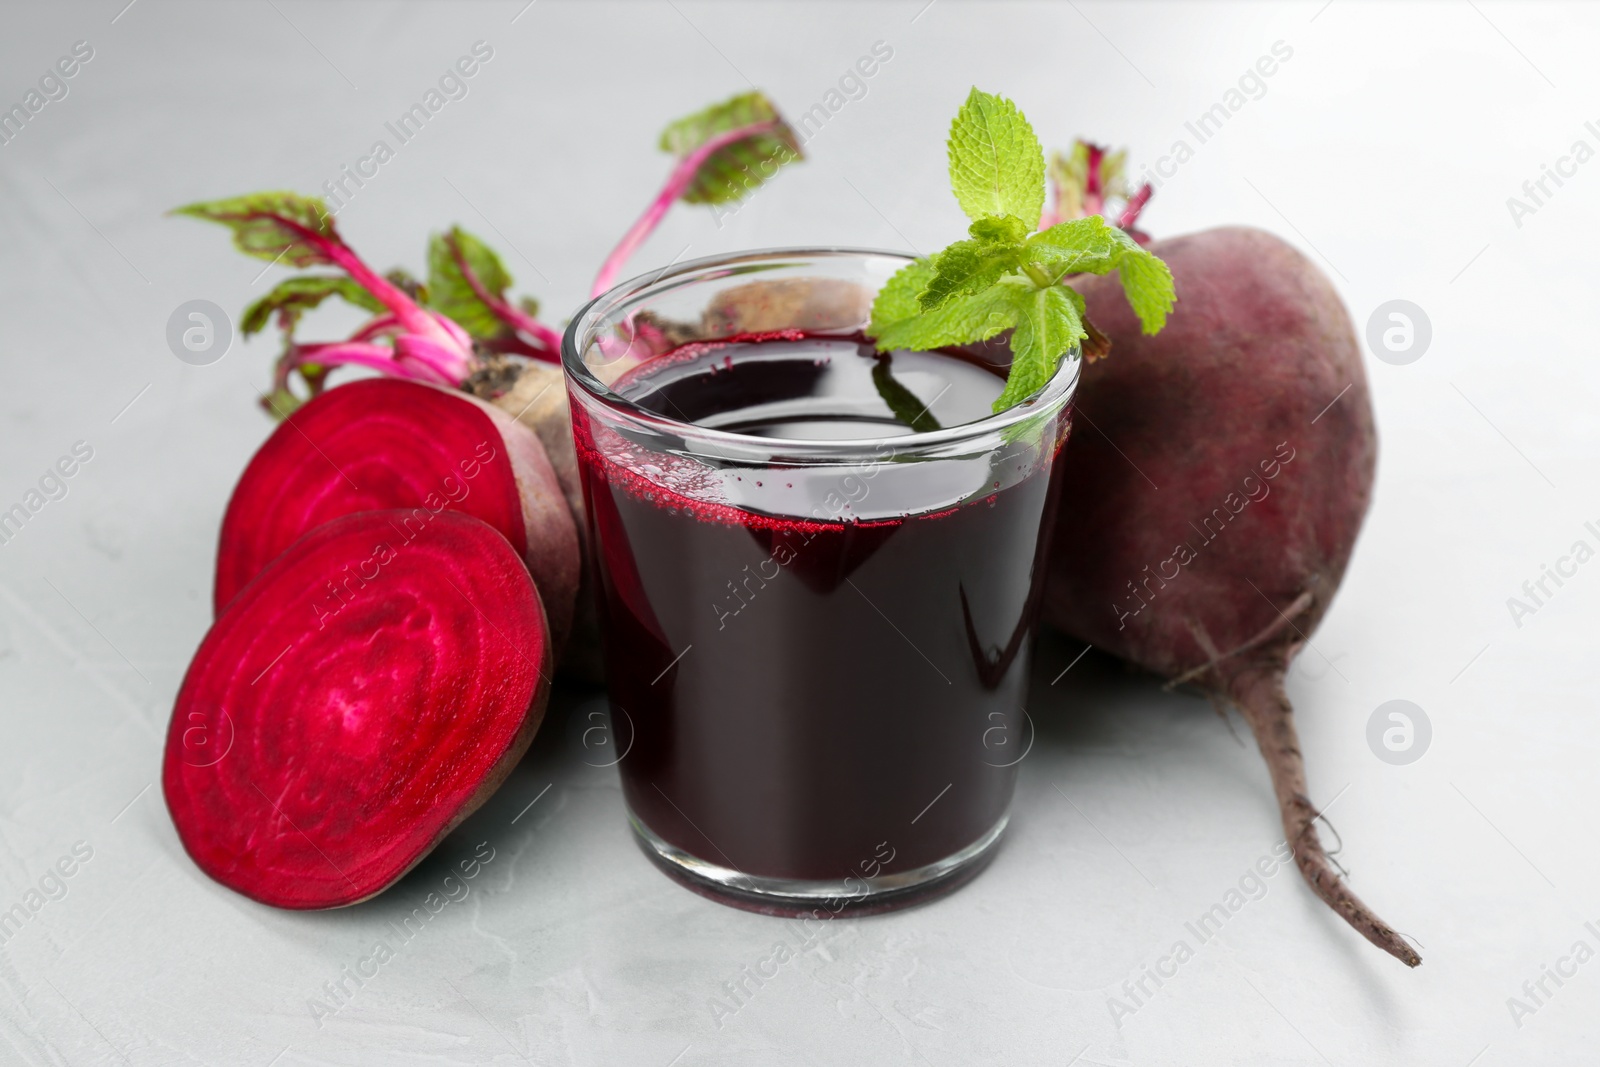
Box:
[164,510,550,909]
[211,378,579,647]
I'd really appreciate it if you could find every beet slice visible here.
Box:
[1045,227,1418,966]
[166,510,550,909]
[214,377,579,649]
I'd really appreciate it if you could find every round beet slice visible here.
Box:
[166,510,551,909]
[213,377,579,648]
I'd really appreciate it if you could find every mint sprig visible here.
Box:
[868,88,1176,414]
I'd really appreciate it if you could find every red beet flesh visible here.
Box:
[214,377,579,649]
[165,510,551,909]
[1046,227,1418,966]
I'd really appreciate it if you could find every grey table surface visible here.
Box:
[1,1,1595,1064]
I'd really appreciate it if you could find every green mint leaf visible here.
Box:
[659,90,803,205]
[240,275,384,337]
[993,284,1084,412]
[1027,217,1174,333]
[1106,226,1175,334]
[968,214,1031,245]
[170,192,337,267]
[871,359,943,433]
[1026,215,1125,273]
[868,258,935,334]
[870,260,1019,352]
[947,88,1045,226]
[426,226,515,340]
[918,235,1026,311]
[918,214,1032,312]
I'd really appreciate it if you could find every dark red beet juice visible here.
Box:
[570,330,1071,908]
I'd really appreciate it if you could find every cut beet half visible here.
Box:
[213,377,579,648]
[166,510,551,909]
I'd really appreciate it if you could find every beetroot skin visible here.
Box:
[1045,227,1416,966]
[165,510,551,909]
[214,378,580,650]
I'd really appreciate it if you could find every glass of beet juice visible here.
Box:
[562,249,1077,914]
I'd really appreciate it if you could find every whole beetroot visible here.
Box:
[1045,226,1417,966]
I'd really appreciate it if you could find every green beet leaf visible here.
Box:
[171,192,338,268]
[241,275,384,337]
[659,90,803,205]
[426,226,516,341]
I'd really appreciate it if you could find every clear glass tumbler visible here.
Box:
[561,249,1078,915]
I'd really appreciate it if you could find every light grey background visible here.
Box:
[1,1,1594,1064]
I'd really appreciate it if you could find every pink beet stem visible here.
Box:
[430,309,475,352]
[1117,182,1153,231]
[234,211,475,382]
[394,353,458,384]
[272,216,449,344]
[1082,142,1106,217]
[483,334,551,359]
[392,335,472,382]
[350,314,401,343]
[340,315,473,380]
[591,119,780,298]
[290,341,448,382]
[446,233,562,360]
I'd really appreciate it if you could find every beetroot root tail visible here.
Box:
[1227,661,1422,968]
